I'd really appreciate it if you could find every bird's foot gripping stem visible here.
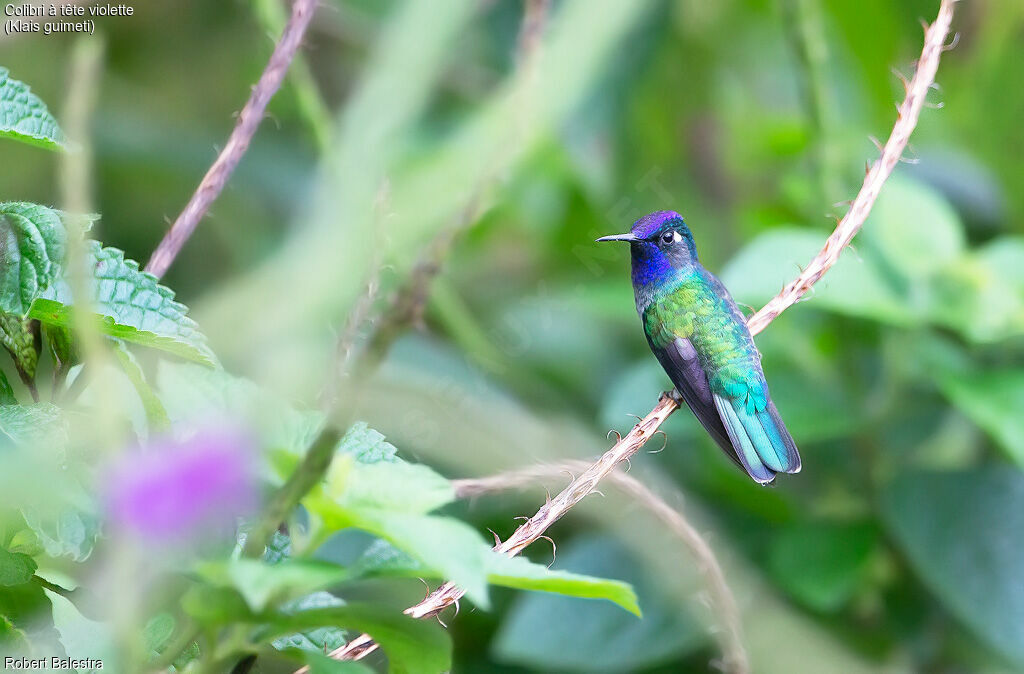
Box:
[662,389,685,406]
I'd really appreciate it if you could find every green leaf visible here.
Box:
[0,314,39,387]
[930,244,1024,342]
[301,653,374,674]
[766,521,878,612]
[327,459,455,515]
[721,229,910,326]
[0,370,16,405]
[349,538,640,615]
[0,547,37,586]
[336,422,399,464]
[31,242,217,366]
[0,613,29,653]
[181,585,255,624]
[271,591,347,654]
[110,340,171,433]
[935,369,1024,468]
[196,559,349,612]
[350,510,490,609]
[350,539,427,580]
[158,361,322,458]
[485,553,640,616]
[882,468,1024,664]
[866,176,965,279]
[46,589,116,666]
[260,604,451,674]
[142,612,176,655]
[21,500,101,563]
[493,536,703,672]
[0,68,67,151]
[0,203,68,315]
[0,581,61,654]
[0,403,65,447]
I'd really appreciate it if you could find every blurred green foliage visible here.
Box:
[1,0,1024,672]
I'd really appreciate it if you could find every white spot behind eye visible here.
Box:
[672,231,682,243]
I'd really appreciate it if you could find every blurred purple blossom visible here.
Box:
[105,427,259,543]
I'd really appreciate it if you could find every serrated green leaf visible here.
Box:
[110,340,170,433]
[258,604,451,674]
[0,203,67,316]
[196,559,349,612]
[0,547,37,586]
[0,403,64,447]
[0,312,38,382]
[352,510,490,609]
[336,422,399,464]
[882,468,1024,664]
[30,242,216,366]
[0,68,67,151]
[0,370,16,405]
[328,460,454,515]
[271,591,347,654]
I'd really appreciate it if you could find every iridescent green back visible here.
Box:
[641,268,763,400]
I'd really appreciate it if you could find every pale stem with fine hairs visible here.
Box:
[747,0,957,335]
[144,0,319,279]
[317,1,956,670]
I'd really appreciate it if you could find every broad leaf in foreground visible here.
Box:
[31,242,217,366]
[0,202,67,315]
[935,368,1024,468]
[494,536,701,672]
[882,468,1024,664]
[350,536,640,615]
[259,604,451,674]
[0,68,67,151]
[196,559,349,612]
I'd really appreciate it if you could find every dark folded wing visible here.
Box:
[648,335,745,472]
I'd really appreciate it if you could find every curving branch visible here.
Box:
[315,0,957,670]
[144,0,319,279]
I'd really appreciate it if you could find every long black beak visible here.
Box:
[595,233,638,243]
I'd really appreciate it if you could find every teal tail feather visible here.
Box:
[713,393,801,484]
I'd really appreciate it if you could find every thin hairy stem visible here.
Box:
[144,0,319,279]
[747,0,956,335]
[316,1,956,670]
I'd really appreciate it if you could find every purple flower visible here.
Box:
[105,427,258,543]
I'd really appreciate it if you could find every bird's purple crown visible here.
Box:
[630,210,686,239]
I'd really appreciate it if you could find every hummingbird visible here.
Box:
[598,210,800,484]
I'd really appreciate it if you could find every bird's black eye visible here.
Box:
[661,230,676,244]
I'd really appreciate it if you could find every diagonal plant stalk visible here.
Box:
[144,0,319,279]
[320,0,958,670]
